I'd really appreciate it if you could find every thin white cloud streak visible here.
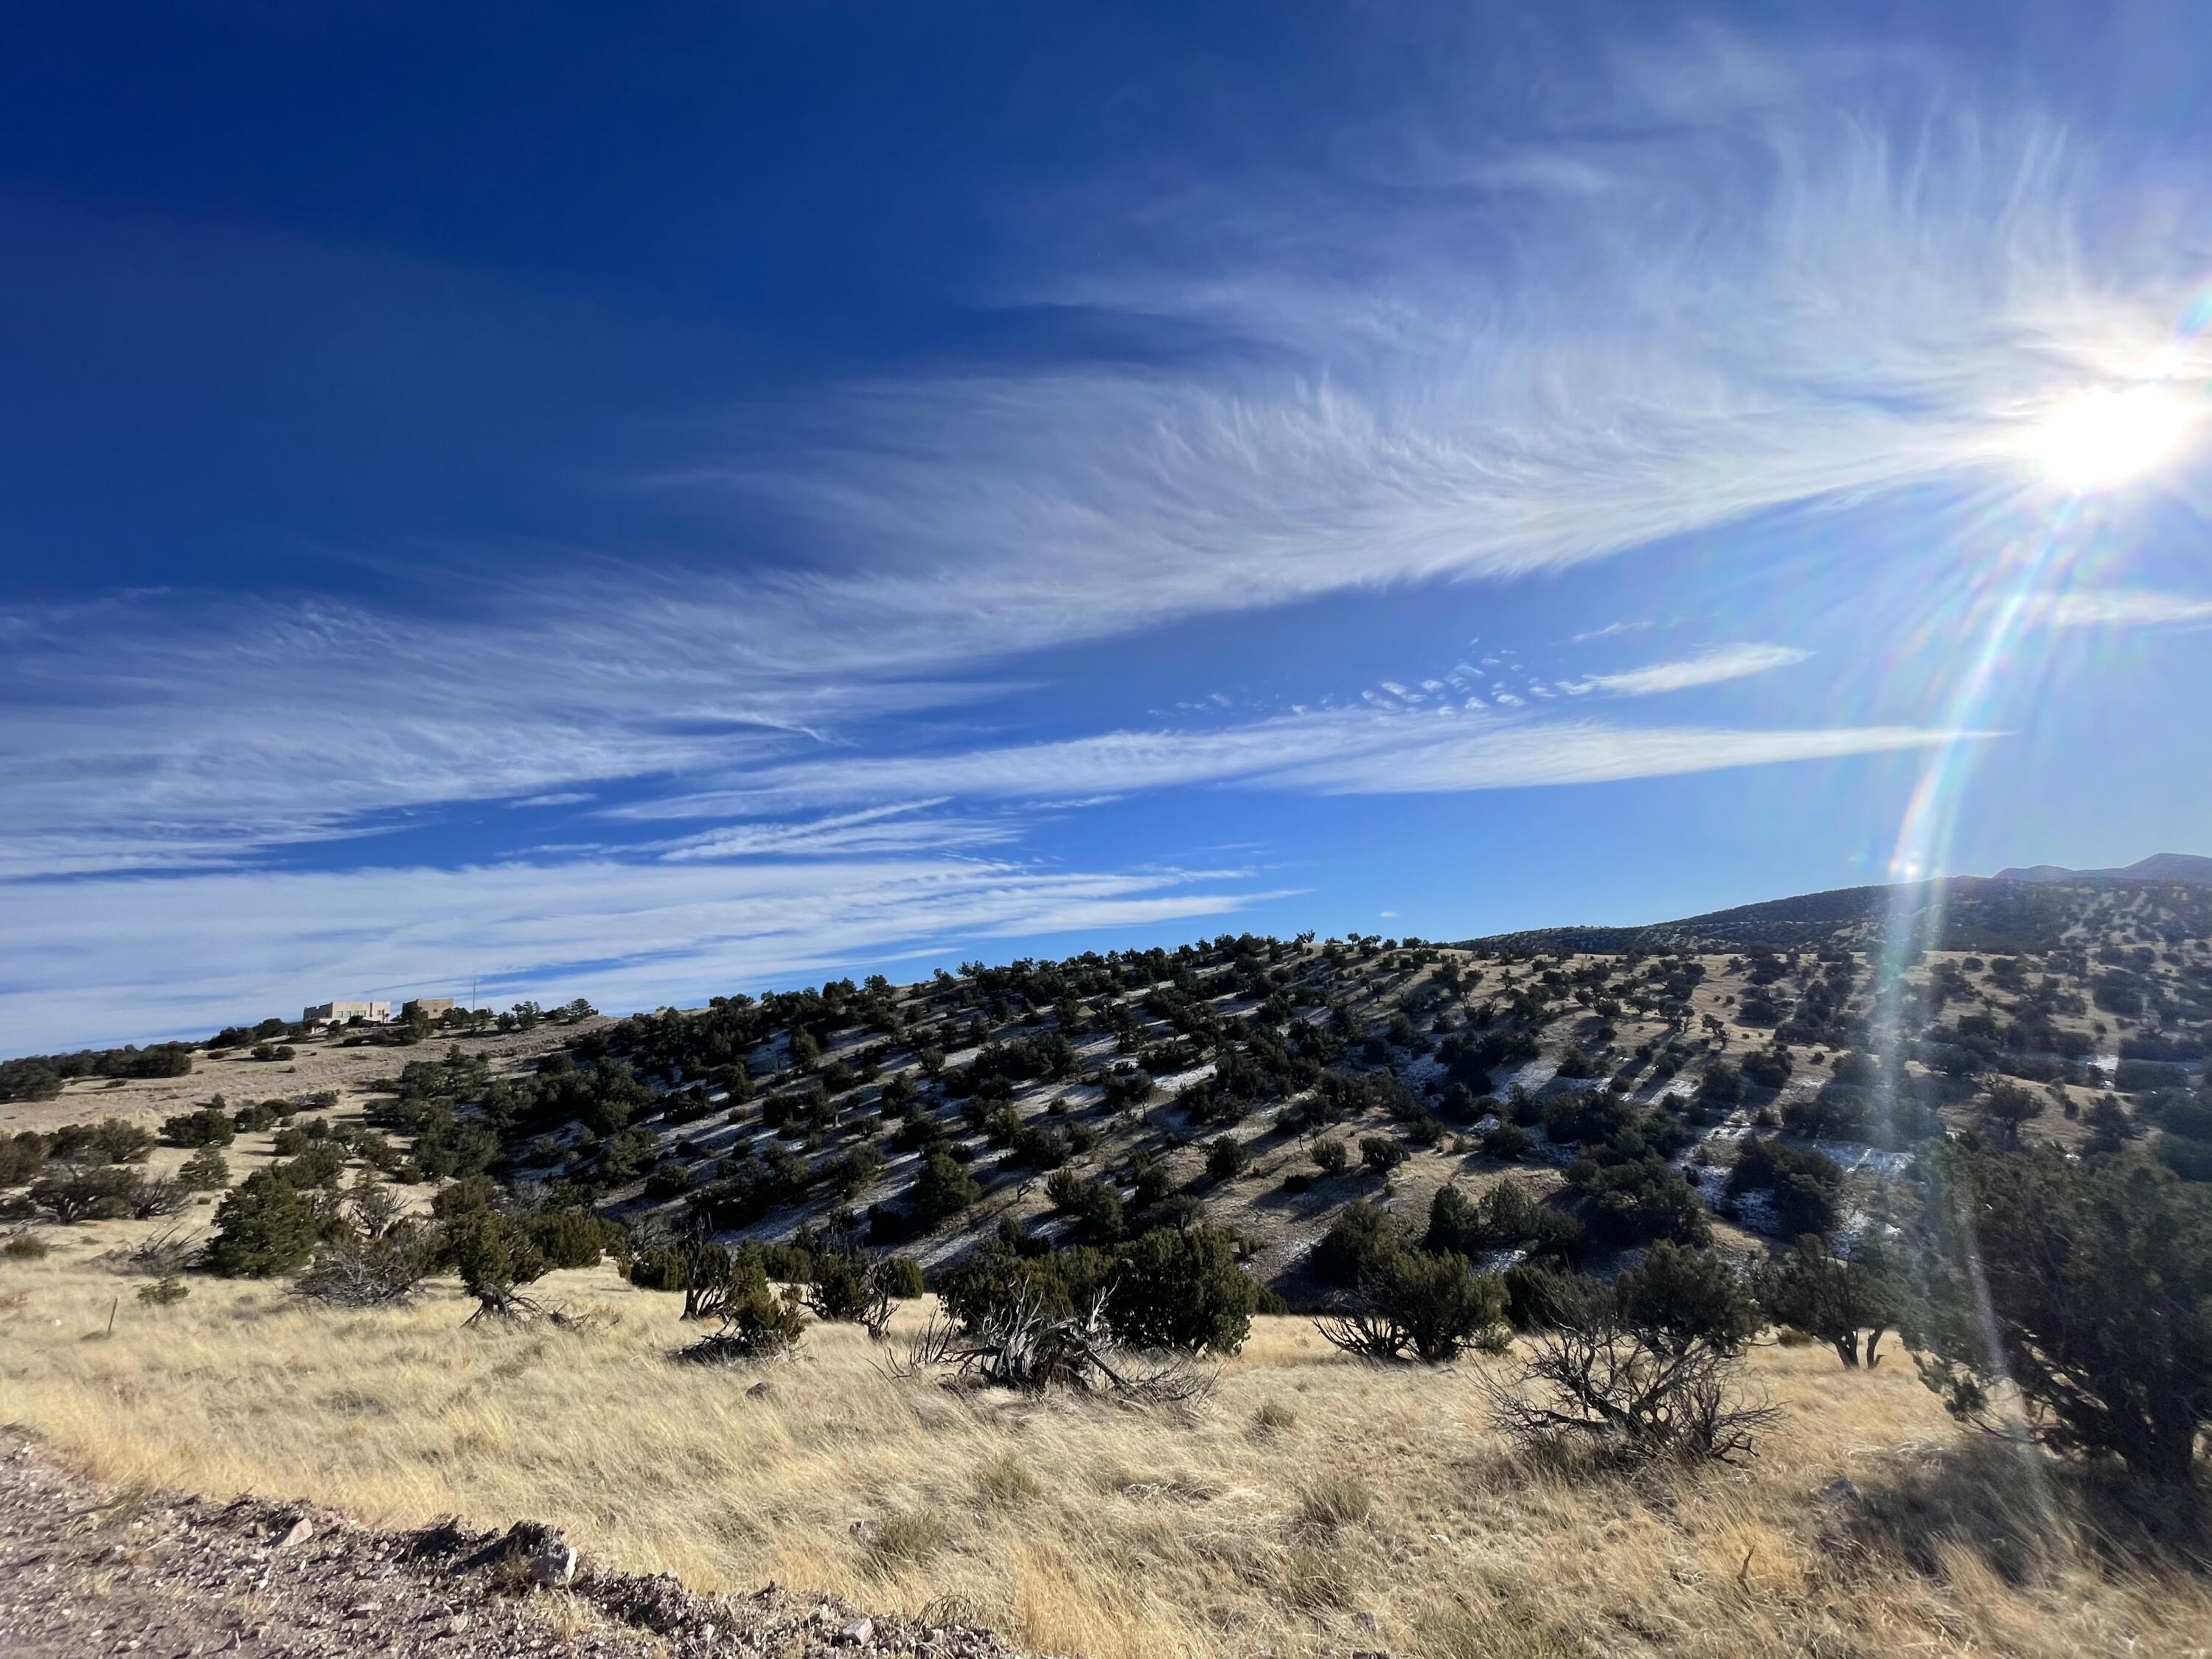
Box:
[1270,720,1950,795]
[0,856,1279,1052]
[652,801,1020,860]
[1559,643,1810,697]
[1572,621,1654,643]
[634,705,1961,815]
[2034,589,2212,627]
[0,587,1001,876]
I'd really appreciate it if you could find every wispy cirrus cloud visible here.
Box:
[700,46,2208,660]
[0,854,1279,1051]
[1559,643,1811,697]
[632,703,1960,815]
[2032,589,2212,628]
[652,801,1020,861]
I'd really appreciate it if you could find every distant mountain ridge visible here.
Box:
[1993,853,2212,886]
[1469,866,2212,956]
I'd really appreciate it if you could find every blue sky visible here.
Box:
[4,1,2211,1049]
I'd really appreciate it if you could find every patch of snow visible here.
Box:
[1398,1053,1449,1091]
[1801,1139,1913,1178]
[1499,1058,1559,1093]
[1155,1062,1220,1095]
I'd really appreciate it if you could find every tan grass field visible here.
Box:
[4,1219,2208,1659]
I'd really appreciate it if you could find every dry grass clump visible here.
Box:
[1295,1471,1374,1531]
[4,1217,2210,1659]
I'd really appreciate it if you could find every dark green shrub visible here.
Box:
[1311,1138,1349,1175]
[1759,1234,1899,1366]
[272,1142,348,1192]
[1316,1248,1509,1363]
[48,1119,154,1165]
[1907,1145,2212,1482]
[1501,1262,1593,1330]
[161,1105,235,1149]
[2116,1059,2191,1096]
[1482,1121,1532,1161]
[1422,1184,1480,1256]
[883,1255,925,1298]
[29,1163,143,1222]
[910,1148,980,1227]
[1105,1225,1258,1354]
[1727,1138,1843,1236]
[440,1208,550,1319]
[0,1132,46,1185]
[1740,1048,1792,1090]
[802,1250,878,1321]
[1571,1155,1710,1247]
[680,1255,807,1363]
[1359,1135,1407,1175]
[938,1240,1113,1332]
[643,1160,693,1200]
[1782,1091,1871,1141]
[1312,1200,1399,1289]
[206,1169,319,1276]
[528,1208,611,1270]
[1830,1051,1879,1087]
[1615,1242,1759,1357]
[1206,1135,1252,1181]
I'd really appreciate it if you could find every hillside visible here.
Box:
[5,873,2212,1658]
[11,874,2208,1300]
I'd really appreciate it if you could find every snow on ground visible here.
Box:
[1498,1057,1559,1093]
[1153,1062,1219,1096]
[1803,1139,1913,1178]
[1397,1052,1449,1091]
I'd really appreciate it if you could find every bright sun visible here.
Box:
[2029,383,2195,490]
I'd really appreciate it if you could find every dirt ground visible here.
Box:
[0,1428,1028,1659]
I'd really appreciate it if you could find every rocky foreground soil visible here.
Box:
[0,1431,1032,1659]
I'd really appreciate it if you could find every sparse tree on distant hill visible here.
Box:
[177,1146,231,1191]
[909,1148,980,1228]
[1978,1078,2045,1148]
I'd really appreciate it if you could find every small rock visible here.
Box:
[1354,1610,1382,1634]
[840,1616,875,1644]
[445,1613,469,1635]
[276,1517,313,1550]
[746,1380,775,1399]
[529,1542,579,1588]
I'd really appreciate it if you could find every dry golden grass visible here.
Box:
[4,1219,2209,1659]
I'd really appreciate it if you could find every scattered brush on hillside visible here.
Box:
[891,1290,1211,1403]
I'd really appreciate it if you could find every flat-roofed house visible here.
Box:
[302,1000,392,1026]
[401,997,458,1020]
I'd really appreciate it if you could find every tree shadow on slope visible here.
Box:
[1830,1434,2210,1590]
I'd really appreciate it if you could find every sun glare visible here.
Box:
[2028,383,2195,490]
